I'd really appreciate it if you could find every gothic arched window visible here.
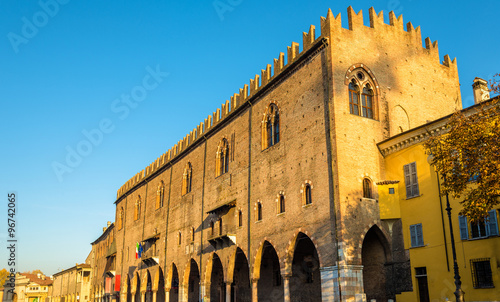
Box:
[156,181,164,209]
[216,138,229,177]
[182,163,192,195]
[347,68,377,120]
[363,178,372,199]
[262,103,280,150]
[134,196,141,220]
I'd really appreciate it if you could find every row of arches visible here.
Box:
[122,232,322,302]
[93,226,390,302]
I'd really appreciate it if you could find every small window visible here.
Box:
[178,232,182,246]
[156,181,165,209]
[256,203,262,221]
[410,223,424,247]
[470,258,494,288]
[182,163,192,195]
[278,194,285,214]
[262,103,280,149]
[238,210,243,227]
[191,227,195,242]
[303,183,312,205]
[216,138,229,177]
[362,178,372,199]
[210,221,214,236]
[404,162,419,198]
[389,188,395,194]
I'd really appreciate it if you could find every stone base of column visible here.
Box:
[320,265,364,302]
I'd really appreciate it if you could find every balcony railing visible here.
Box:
[207,225,236,247]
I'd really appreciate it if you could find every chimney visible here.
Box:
[473,77,490,104]
[37,273,41,279]
[107,221,111,228]
[103,227,106,233]
[50,276,54,280]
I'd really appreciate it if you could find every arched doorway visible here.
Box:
[233,248,251,302]
[157,268,165,302]
[257,241,283,301]
[169,264,179,302]
[210,253,225,302]
[146,271,153,302]
[362,226,389,302]
[290,232,322,301]
[187,259,200,302]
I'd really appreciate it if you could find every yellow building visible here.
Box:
[378,93,500,302]
[13,273,53,302]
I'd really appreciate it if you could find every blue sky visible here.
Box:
[0,0,498,275]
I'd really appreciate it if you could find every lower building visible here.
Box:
[51,264,92,302]
[13,273,53,302]
[378,94,500,301]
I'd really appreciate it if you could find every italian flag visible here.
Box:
[135,242,139,259]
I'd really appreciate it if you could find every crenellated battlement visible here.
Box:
[116,6,457,200]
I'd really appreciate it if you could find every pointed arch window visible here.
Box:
[216,138,229,177]
[156,181,165,209]
[182,163,192,195]
[363,178,372,199]
[134,196,141,220]
[303,183,312,205]
[262,103,280,150]
[347,69,377,120]
[118,207,124,230]
[238,210,243,227]
[256,202,263,221]
[278,194,285,214]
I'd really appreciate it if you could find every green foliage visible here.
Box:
[424,96,500,222]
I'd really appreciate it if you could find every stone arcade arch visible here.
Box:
[182,259,200,302]
[254,241,283,301]
[145,270,153,302]
[125,275,131,302]
[205,253,225,302]
[166,263,180,302]
[362,225,391,302]
[228,247,251,302]
[133,272,141,302]
[288,232,322,301]
[154,268,165,302]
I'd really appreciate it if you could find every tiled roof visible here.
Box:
[20,274,53,286]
